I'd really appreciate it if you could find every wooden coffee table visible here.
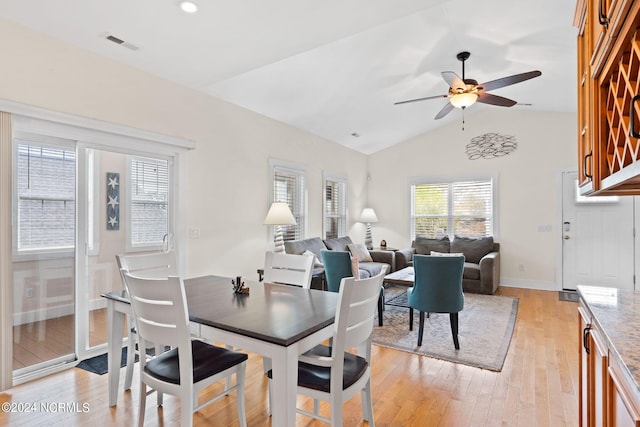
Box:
[384,266,414,286]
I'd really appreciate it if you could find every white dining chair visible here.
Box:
[257,251,316,380]
[267,269,385,426]
[116,251,177,392]
[121,270,248,427]
[262,251,315,288]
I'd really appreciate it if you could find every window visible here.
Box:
[271,161,306,242]
[128,156,169,249]
[323,174,347,239]
[411,178,494,239]
[14,141,76,254]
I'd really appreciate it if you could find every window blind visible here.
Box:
[16,144,76,251]
[411,179,493,239]
[324,178,347,239]
[273,166,305,242]
[130,156,169,246]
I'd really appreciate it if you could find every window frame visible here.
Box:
[12,134,78,261]
[269,159,307,244]
[125,154,172,252]
[409,174,499,240]
[322,171,348,239]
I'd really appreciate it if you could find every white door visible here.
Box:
[561,171,635,290]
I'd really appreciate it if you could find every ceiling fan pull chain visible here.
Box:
[462,108,465,131]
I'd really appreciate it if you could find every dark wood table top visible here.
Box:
[103,275,339,347]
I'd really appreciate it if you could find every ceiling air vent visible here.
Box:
[104,33,139,51]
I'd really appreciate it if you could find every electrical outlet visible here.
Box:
[189,227,200,239]
[25,287,33,298]
[518,264,525,272]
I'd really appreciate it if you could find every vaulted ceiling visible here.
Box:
[0,0,577,154]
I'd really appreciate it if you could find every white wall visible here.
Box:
[0,17,579,290]
[368,108,576,289]
[0,18,369,279]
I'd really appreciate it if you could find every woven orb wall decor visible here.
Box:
[466,133,518,160]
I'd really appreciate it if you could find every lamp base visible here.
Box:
[364,223,373,250]
[273,225,285,253]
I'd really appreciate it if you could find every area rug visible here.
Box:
[76,348,136,375]
[373,288,518,371]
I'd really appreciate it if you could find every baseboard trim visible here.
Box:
[499,278,558,291]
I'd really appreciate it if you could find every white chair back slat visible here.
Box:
[263,251,314,288]
[116,251,178,279]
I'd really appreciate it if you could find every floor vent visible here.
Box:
[558,290,579,302]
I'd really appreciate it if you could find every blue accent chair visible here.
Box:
[321,250,385,326]
[408,254,465,349]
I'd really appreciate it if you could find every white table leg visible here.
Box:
[107,300,125,407]
[269,346,299,426]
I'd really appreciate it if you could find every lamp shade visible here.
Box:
[359,208,378,223]
[263,202,297,226]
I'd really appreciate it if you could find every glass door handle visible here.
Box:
[162,233,174,253]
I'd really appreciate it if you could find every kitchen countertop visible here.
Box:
[577,285,640,391]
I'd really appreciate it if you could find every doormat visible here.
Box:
[76,348,137,375]
[558,290,579,302]
[374,289,518,372]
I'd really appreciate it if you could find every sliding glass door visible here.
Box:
[10,113,184,380]
[12,138,77,376]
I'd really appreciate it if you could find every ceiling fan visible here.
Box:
[395,51,542,120]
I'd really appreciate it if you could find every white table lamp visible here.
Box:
[264,202,297,253]
[360,208,378,250]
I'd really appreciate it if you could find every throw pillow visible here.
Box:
[414,236,450,255]
[430,251,465,257]
[351,256,360,280]
[302,250,323,267]
[323,236,353,251]
[347,243,373,262]
[450,236,494,264]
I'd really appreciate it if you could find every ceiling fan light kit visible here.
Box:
[450,92,478,108]
[395,51,542,120]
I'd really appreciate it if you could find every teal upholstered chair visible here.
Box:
[321,250,385,326]
[320,250,354,293]
[408,254,465,349]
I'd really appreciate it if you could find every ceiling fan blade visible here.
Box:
[434,102,454,119]
[480,70,542,92]
[441,71,465,90]
[477,92,518,107]
[394,94,447,105]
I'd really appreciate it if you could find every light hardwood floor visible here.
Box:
[0,287,579,426]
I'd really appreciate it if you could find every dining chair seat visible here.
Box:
[277,344,368,393]
[145,340,247,385]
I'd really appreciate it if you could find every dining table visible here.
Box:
[102,274,339,427]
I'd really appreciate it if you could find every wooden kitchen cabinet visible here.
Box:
[608,356,640,427]
[578,286,640,427]
[579,305,608,426]
[575,0,640,195]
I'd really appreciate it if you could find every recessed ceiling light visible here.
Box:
[179,1,198,13]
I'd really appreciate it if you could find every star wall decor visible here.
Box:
[465,133,518,160]
[106,172,120,230]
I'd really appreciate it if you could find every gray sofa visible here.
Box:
[284,236,395,286]
[395,236,500,295]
